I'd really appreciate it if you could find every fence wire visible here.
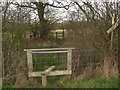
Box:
[32,53,67,72]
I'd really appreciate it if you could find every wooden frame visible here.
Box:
[24,48,74,77]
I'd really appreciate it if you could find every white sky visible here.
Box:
[1,0,120,3]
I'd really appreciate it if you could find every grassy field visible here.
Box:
[3,76,118,88]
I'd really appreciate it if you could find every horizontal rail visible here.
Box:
[24,48,75,51]
[32,51,68,54]
[28,70,72,77]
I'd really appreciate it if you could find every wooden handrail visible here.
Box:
[24,48,75,51]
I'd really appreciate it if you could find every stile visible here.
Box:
[41,66,55,86]
[24,48,74,86]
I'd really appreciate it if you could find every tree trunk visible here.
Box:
[36,2,49,39]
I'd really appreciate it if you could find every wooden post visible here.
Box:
[110,16,115,49]
[26,50,33,73]
[41,66,55,87]
[42,75,47,87]
[67,49,72,71]
[63,29,64,39]
[56,32,58,39]
[110,31,114,49]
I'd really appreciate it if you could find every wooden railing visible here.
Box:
[24,48,74,86]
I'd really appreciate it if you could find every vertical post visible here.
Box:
[0,2,2,89]
[56,32,58,39]
[63,29,64,39]
[42,75,47,87]
[110,31,114,49]
[67,49,72,71]
[27,50,33,73]
[110,16,114,49]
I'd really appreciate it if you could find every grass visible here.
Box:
[2,84,14,88]
[2,76,118,88]
[55,76,118,88]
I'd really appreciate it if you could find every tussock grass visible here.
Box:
[3,76,118,88]
[55,76,118,88]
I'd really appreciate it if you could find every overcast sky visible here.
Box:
[1,0,120,3]
[1,0,119,22]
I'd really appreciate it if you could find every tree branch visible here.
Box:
[44,2,73,10]
[13,2,37,10]
[74,2,92,21]
[83,2,103,19]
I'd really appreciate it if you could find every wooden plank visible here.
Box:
[33,51,68,53]
[28,70,72,77]
[24,48,75,51]
[107,23,118,34]
[67,49,72,71]
[41,66,55,75]
[49,70,72,76]
[27,50,33,72]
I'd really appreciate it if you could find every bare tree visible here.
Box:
[13,0,73,39]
